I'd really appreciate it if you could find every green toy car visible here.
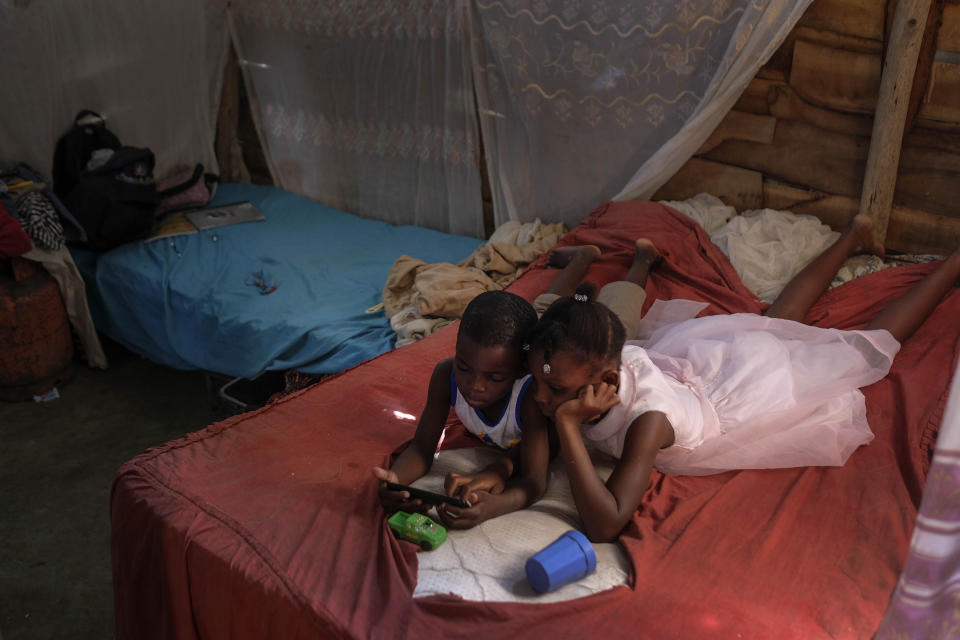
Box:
[388,511,447,551]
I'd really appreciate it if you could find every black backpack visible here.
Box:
[53,111,159,251]
[52,110,120,199]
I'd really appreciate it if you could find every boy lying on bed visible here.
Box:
[373,239,662,528]
[372,289,551,526]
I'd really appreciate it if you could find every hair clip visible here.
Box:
[542,363,552,374]
[522,343,530,351]
[573,293,588,302]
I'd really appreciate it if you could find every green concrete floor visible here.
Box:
[0,339,218,639]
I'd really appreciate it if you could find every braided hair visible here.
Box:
[459,290,538,350]
[529,282,625,372]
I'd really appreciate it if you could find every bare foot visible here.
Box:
[633,237,662,266]
[846,214,885,258]
[548,245,601,269]
[623,238,661,286]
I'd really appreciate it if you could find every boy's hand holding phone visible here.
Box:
[436,490,497,529]
[384,481,471,509]
[373,466,430,513]
[445,470,506,506]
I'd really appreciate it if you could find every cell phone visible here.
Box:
[385,482,471,509]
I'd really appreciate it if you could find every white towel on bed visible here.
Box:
[410,447,631,603]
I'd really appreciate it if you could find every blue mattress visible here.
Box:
[73,184,483,378]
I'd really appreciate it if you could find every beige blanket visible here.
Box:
[23,244,108,369]
[383,219,567,346]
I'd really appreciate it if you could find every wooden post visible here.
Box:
[858,0,933,245]
[903,0,943,131]
[216,43,248,183]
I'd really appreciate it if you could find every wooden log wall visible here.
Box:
[653,0,960,255]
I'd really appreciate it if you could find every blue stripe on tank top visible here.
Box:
[474,392,509,427]
[514,375,532,431]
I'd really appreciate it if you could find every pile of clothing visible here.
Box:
[0,163,107,368]
[383,218,567,346]
[0,164,86,256]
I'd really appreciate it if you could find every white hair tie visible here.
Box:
[573,293,588,302]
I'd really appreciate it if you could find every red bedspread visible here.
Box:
[111,201,960,639]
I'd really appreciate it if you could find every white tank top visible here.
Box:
[450,370,532,449]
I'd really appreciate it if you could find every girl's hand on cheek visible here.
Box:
[556,382,619,424]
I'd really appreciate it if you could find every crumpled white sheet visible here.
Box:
[662,193,841,303]
[486,218,549,246]
[659,192,737,237]
[411,447,631,603]
[390,307,455,348]
[711,208,841,303]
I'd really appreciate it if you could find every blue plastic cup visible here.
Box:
[525,529,597,593]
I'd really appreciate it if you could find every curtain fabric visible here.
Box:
[615,0,812,201]
[0,1,809,238]
[230,0,485,237]
[876,360,960,639]
[470,0,810,228]
[0,0,228,181]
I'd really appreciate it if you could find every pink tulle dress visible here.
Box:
[580,310,900,476]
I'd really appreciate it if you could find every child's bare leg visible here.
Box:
[865,245,960,342]
[546,245,601,297]
[765,214,884,322]
[623,238,661,287]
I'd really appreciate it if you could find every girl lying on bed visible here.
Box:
[498,215,960,542]
[374,239,664,528]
